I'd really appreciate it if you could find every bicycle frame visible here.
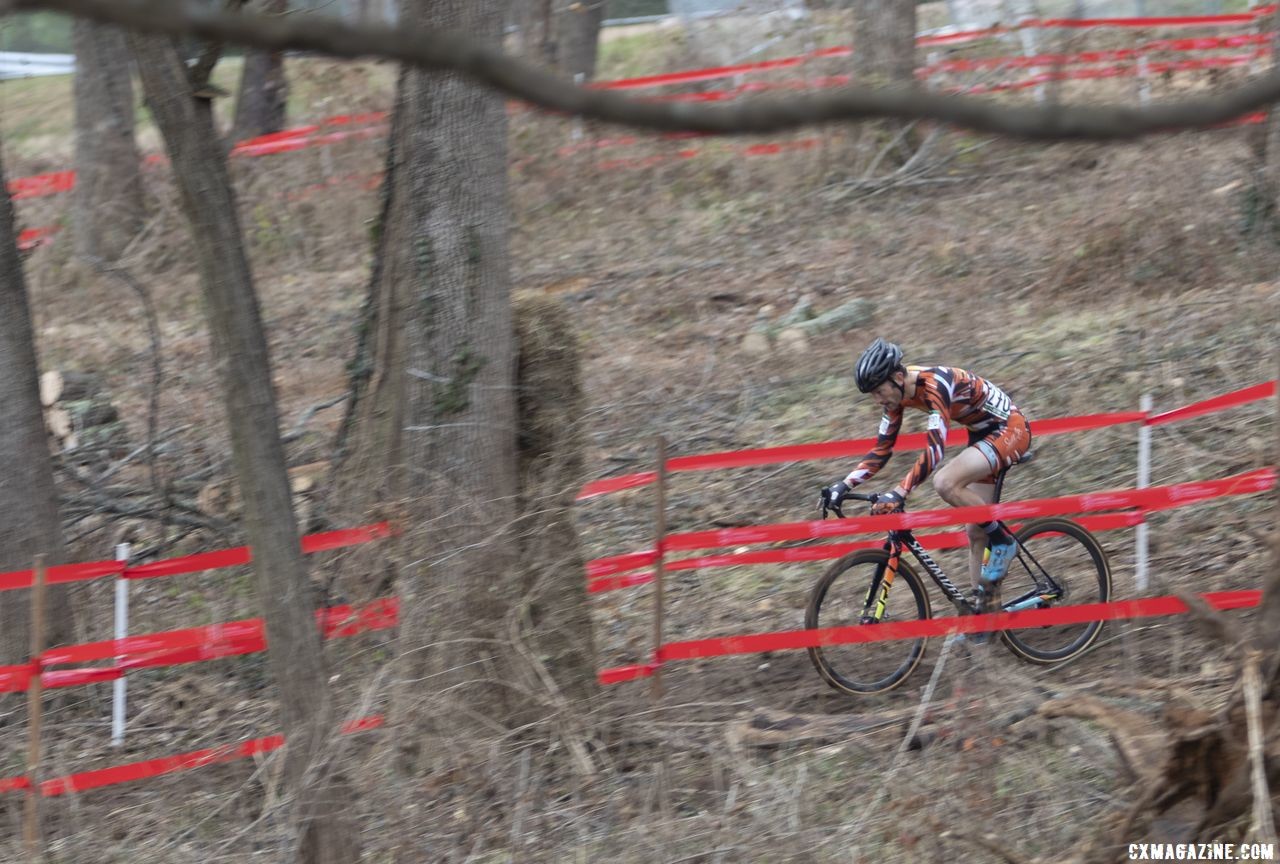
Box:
[860,529,965,623]
[859,526,1066,624]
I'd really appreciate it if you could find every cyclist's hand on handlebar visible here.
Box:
[871,489,905,515]
[819,480,851,518]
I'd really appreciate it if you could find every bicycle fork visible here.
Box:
[860,540,901,624]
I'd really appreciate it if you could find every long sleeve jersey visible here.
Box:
[844,365,1019,495]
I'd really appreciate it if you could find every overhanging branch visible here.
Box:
[10,0,1280,140]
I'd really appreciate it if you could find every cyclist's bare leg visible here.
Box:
[931,447,1000,588]
[963,483,998,588]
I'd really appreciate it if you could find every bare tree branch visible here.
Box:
[11,0,1280,140]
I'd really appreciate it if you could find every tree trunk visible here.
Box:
[72,19,144,262]
[231,0,289,143]
[334,0,526,769]
[331,9,603,798]
[0,146,74,666]
[518,0,556,67]
[128,32,357,864]
[851,0,917,87]
[389,0,519,742]
[555,0,605,81]
[848,0,920,174]
[1245,17,1280,230]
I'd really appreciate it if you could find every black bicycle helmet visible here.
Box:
[855,338,904,393]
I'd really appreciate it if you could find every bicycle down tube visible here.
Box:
[862,528,1063,622]
[862,530,966,623]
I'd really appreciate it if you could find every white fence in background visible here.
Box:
[0,51,73,80]
[947,0,1229,29]
[668,0,805,17]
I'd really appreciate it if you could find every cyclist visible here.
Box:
[820,338,1031,604]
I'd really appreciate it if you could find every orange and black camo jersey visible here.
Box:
[843,365,1020,495]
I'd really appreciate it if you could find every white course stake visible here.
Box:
[1136,394,1152,593]
[111,542,130,747]
[1137,53,1151,107]
[571,73,585,142]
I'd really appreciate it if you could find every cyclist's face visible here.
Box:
[870,378,901,411]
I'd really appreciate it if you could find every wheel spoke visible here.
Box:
[807,550,931,694]
[1000,518,1111,664]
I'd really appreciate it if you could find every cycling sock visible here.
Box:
[982,521,1013,544]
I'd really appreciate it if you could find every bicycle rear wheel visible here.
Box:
[999,517,1112,664]
[805,550,932,695]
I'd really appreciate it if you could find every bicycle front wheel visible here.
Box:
[999,517,1112,664]
[805,550,932,695]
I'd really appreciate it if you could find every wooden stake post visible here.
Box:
[650,435,668,701]
[24,554,46,861]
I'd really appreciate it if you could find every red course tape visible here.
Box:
[1031,13,1263,28]
[1,598,399,694]
[577,382,1271,500]
[586,8,1276,93]
[913,6,1275,47]
[17,225,60,251]
[658,468,1273,552]
[598,589,1264,684]
[588,511,1147,593]
[124,547,250,580]
[586,549,661,580]
[0,521,393,593]
[1,714,385,797]
[1146,380,1276,427]
[920,35,1269,75]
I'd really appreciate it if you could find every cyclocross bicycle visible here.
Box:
[806,452,1112,695]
